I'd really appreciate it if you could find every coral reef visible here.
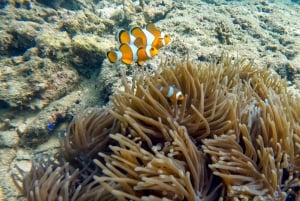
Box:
[14,55,300,200]
[35,31,71,61]
[0,0,116,151]
[71,35,113,69]
[0,57,79,109]
[215,21,233,45]
[35,0,99,10]
[17,90,83,146]
[1,0,300,200]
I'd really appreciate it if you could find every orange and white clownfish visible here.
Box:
[117,23,171,49]
[158,85,184,103]
[145,23,171,49]
[107,43,158,66]
[116,29,136,44]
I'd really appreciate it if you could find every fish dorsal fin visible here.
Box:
[134,37,144,48]
[146,23,160,38]
[131,27,147,47]
[117,29,131,44]
[119,43,133,65]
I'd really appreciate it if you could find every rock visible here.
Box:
[0,186,4,201]
[17,90,82,146]
[35,136,60,155]
[58,10,107,36]
[293,28,300,36]
[0,31,13,56]
[0,130,19,148]
[0,21,40,57]
[0,119,10,131]
[0,148,19,199]
[35,30,71,60]
[71,34,114,68]
[0,57,79,109]
[36,0,86,10]
[36,0,63,9]
[7,21,38,56]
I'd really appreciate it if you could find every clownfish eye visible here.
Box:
[150,47,158,56]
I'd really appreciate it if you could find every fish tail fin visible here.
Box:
[117,29,131,44]
[107,50,121,63]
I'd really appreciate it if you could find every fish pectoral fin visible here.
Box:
[137,60,144,66]
[137,47,147,61]
[122,58,132,65]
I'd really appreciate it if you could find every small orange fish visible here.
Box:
[130,26,155,48]
[116,29,136,44]
[130,24,171,49]
[146,23,171,49]
[117,23,171,50]
[158,85,184,103]
[108,23,170,66]
[107,43,158,66]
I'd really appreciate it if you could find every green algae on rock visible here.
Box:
[35,31,71,60]
[71,34,114,68]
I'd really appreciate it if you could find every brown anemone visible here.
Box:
[63,108,120,166]
[14,55,300,200]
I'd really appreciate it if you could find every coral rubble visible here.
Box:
[14,55,300,200]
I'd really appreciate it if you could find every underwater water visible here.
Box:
[0,0,300,200]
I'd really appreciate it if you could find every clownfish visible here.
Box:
[132,23,171,49]
[158,85,184,103]
[107,43,158,66]
[107,23,170,65]
[116,29,136,44]
[117,23,171,49]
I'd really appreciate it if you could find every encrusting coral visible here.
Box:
[13,55,300,200]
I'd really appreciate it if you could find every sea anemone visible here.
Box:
[62,108,120,166]
[14,55,300,200]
